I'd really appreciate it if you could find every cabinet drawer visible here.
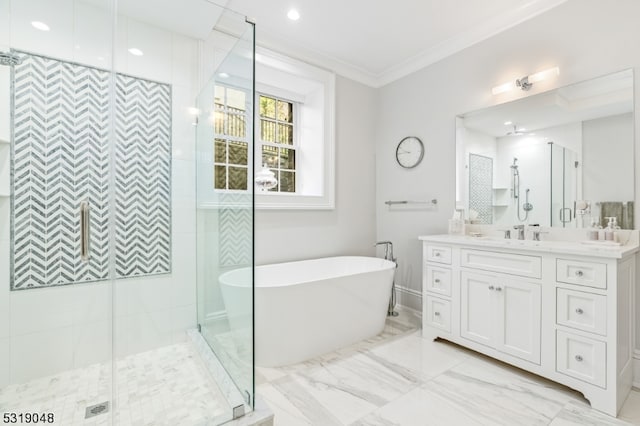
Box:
[424,295,451,333]
[425,245,452,265]
[557,288,607,336]
[556,330,606,388]
[425,266,452,297]
[556,259,606,289]
[461,249,541,279]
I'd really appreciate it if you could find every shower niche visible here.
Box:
[456,69,634,228]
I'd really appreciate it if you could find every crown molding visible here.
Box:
[254,0,568,88]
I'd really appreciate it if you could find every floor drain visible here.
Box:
[85,401,110,419]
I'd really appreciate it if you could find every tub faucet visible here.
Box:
[375,241,396,262]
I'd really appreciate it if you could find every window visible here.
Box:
[258,95,296,193]
[213,85,249,191]
[208,48,335,209]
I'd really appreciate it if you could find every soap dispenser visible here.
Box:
[587,218,600,241]
[604,217,615,241]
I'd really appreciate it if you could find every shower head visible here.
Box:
[0,51,22,66]
[510,158,518,169]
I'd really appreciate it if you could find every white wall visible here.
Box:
[375,0,640,320]
[255,76,377,265]
[0,0,199,385]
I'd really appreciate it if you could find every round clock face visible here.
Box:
[395,136,424,168]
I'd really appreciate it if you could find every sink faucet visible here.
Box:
[513,225,525,240]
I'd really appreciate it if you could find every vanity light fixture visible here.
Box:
[287,9,300,21]
[492,67,560,95]
[31,21,50,31]
[128,48,144,56]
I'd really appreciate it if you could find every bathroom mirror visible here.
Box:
[456,69,634,229]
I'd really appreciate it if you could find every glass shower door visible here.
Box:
[550,143,579,227]
[195,11,256,418]
[0,0,115,423]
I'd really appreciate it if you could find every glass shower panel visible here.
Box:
[0,0,115,424]
[196,11,256,418]
[550,143,579,227]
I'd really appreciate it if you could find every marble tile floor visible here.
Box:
[256,308,640,426]
[0,342,231,425]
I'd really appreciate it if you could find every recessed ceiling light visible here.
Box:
[31,21,50,31]
[128,48,144,56]
[504,121,512,126]
[287,9,300,21]
[218,72,229,79]
[97,56,105,61]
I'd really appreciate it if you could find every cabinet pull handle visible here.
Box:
[575,270,584,277]
[80,200,90,262]
[575,355,583,362]
[434,311,440,316]
[488,285,495,290]
[496,287,502,292]
[434,252,441,257]
[575,308,584,315]
[434,279,441,284]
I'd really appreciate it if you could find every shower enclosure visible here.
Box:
[0,1,255,425]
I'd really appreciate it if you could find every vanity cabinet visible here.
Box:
[460,271,541,364]
[420,235,637,417]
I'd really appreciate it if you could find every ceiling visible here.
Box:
[222,0,569,87]
[98,0,570,87]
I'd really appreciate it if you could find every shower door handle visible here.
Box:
[559,207,572,224]
[80,201,90,262]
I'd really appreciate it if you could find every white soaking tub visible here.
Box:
[219,256,396,367]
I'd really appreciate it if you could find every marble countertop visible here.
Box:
[418,234,640,259]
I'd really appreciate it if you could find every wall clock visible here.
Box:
[395,136,424,168]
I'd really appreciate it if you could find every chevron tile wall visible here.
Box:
[468,153,493,225]
[114,74,172,278]
[218,193,252,267]
[10,51,172,290]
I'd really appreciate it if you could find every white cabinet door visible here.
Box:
[460,271,494,347]
[495,279,541,364]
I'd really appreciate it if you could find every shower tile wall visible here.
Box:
[0,0,199,386]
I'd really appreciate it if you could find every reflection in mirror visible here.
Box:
[456,69,634,229]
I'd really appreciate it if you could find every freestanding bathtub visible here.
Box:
[219,256,396,367]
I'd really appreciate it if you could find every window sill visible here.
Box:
[256,192,334,210]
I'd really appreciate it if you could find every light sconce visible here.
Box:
[492,67,559,95]
[255,164,278,191]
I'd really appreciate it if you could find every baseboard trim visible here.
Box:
[204,310,228,324]
[633,351,640,388]
[396,285,422,298]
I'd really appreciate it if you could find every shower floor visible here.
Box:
[0,341,231,425]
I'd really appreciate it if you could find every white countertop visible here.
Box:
[418,234,640,259]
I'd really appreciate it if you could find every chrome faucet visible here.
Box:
[375,241,396,262]
[513,225,525,240]
[529,224,546,241]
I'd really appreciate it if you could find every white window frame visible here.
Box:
[212,83,252,194]
[256,92,300,194]
[254,47,336,210]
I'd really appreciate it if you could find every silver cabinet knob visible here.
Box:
[434,311,441,316]
[575,355,583,362]
[488,285,495,290]
[434,279,441,284]
[434,252,441,257]
[575,270,584,277]
[496,287,503,292]
[575,308,584,315]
